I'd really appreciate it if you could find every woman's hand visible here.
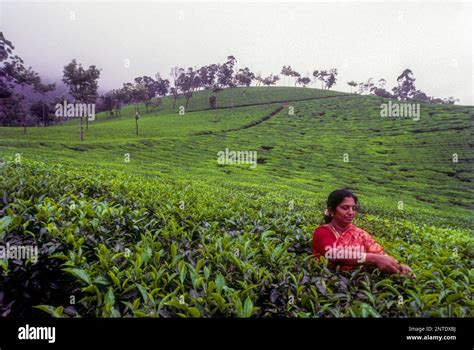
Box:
[399,264,416,278]
[366,253,401,274]
[366,254,416,277]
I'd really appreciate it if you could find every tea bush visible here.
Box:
[1,160,472,317]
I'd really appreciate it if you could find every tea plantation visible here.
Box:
[0,87,472,317]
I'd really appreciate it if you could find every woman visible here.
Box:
[312,189,415,276]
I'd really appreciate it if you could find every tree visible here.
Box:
[325,69,338,90]
[0,32,15,100]
[135,110,140,136]
[209,95,217,109]
[217,56,236,88]
[30,101,52,125]
[18,66,40,132]
[0,34,20,126]
[3,58,40,132]
[441,96,459,105]
[411,89,431,103]
[169,87,178,109]
[261,74,280,102]
[177,67,201,109]
[392,69,416,101]
[217,55,237,108]
[211,86,223,108]
[63,59,101,105]
[0,94,22,126]
[0,32,13,62]
[280,65,300,86]
[197,64,218,90]
[170,66,184,109]
[370,78,391,98]
[280,65,293,86]
[261,74,280,87]
[313,69,328,89]
[290,69,300,86]
[234,67,255,102]
[62,59,101,140]
[112,88,127,118]
[134,76,157,114]
[296,76,311,87]
[123,81,147,114]
[235,67,255,87]
[33,79,56,126]
[143,73,169,112]
[154,73,170,97]
[373,87,392,98]
[358,78,376,95]
[312,70,320,88]
[280,65,301,86]
[347,81,357,93]
[100,91,116,117]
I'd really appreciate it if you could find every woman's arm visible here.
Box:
[366,253,416,277]
[365,253,400,273]
[327,251,415,277]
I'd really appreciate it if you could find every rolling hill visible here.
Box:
[0,86,472,317]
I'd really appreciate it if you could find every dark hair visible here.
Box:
[323,189,358,224]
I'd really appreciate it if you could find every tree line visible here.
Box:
[346,70,458,104]
[0,32,460,131]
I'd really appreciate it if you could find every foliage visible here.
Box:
[0,160,472,318]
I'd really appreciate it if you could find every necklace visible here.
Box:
[329,223,341,238]
[329,222,350,238]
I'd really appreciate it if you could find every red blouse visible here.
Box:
[312,225,338,259]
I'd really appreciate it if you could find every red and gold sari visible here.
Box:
[312,223,385,270]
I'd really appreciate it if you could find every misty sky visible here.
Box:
[1,1,472,104]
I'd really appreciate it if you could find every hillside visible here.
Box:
[0,86,472,318]
[1,87,472,218]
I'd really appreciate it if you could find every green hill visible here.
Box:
[0,86,472,317]
[1,87,471,217]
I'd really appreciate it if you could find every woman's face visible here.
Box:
[330,196,356,226]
